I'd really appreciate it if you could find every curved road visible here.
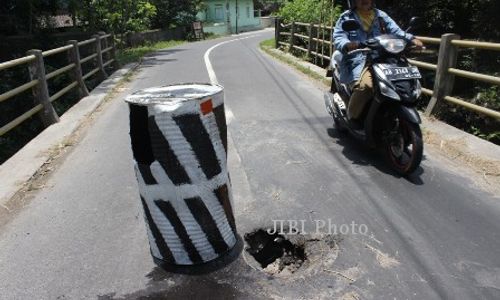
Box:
[0,29,499,299]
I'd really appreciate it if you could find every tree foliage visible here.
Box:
[150,0,203,29]
[0,0,61,35]
[278,0,342,25]
[76,0,157,34]
[0,0,202,36]
[254,0,285,16]
[377,0,500,41]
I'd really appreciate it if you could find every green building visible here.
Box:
[197,0,262,35]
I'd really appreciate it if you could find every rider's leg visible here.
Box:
[348,68,374,120]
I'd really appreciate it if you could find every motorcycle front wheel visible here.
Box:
[383,117,423,175]
[334,117,347,133]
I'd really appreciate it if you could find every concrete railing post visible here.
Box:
[109,34,120,69]
[425,33,460,116]
[92,34,108,81]
[27,49,59,127]
[275,18,281,48]
[307,23,314,59]
[98,31,108,63]
[125,83,238,268]
[329,25,334,58]
[289,21,296,52]
[125,31,133,48]
[68,40,89,98]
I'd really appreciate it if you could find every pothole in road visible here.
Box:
[244,228,342,277]
[244,229,306,275]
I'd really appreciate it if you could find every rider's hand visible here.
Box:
[412,38,424,49]
[345,42,359,52]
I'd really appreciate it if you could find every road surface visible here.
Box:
[0,29,499,299]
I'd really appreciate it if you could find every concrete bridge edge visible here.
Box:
[0,62,140,208]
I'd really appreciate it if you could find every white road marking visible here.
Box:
[225,107,235,124]
[203,34,261,123]
[204,35,260,85]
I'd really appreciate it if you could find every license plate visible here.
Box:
[383,66,421,80]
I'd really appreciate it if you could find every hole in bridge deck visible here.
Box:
[244,229,306,274]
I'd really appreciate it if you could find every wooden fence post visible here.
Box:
[289,21,296,52]
[425,33,460,116]
[275,17,281,48]
[68,40,89,98]
[308,23,314,59]
[93,34,108,81]
[27,49,59,127]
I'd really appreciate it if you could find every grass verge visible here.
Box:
[116,33,225,66]
[116,40,187,65]
[259,38,330,86]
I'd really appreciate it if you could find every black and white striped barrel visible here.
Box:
[126,83,237,265]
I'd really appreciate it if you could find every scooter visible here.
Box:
[325,18,424,175]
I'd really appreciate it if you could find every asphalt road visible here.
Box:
[1,29,499,300]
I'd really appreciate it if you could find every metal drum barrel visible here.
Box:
[126,83,237,266]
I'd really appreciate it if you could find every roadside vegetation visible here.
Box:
[260,38,329,85]
[116,32,222,65]
[116,40,187,65]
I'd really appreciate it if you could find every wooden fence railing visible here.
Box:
[274,19,500,120]
[0,32,118,137]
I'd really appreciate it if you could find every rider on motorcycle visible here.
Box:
[333,0,423,126]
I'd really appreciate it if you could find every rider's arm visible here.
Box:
[380,12,414,41]
[333,17,357,54]
[381,12,424,48]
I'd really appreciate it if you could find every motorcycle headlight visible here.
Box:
[380,39,407,54]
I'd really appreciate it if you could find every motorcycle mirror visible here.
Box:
[342,19,360,31]
[406,17,421,33]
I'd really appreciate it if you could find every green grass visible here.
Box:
[260,38,275,48]
[116,40,187,65]
[116,33,228,66]
[259,38,330,86]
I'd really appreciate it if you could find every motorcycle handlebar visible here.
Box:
[347,48,371,55]
[409,45,427,51]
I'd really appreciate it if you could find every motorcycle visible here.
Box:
[325,17,424,175]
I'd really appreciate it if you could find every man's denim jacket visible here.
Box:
[332,9,414,84]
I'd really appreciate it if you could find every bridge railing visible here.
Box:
[274,19,500,120]
[0,32,118,137]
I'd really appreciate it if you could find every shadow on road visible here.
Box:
[327,128,425,185]
[138,49,187,68]
[240,41,426,187]
[96,237,258,300]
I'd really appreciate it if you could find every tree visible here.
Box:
[378,0,500,41]
[150,0,203,29]
[254,0,285,16]
[0,0,62,35]
[277,0,342,25]
[77,0,157,34]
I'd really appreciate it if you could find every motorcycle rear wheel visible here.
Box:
[384,118,423,175]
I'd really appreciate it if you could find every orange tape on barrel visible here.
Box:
[200,99,213,115]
